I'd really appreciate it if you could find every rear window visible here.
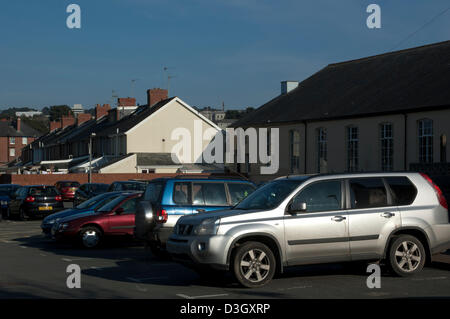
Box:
[386,177,417,206]
[193,183,228,206]
[90,184,109,193]
[228,183,256,205]
[28,187,58,196]
[60,182,80,187]
[144,182,164,203]
[119,182,146,191]
[349,178,388,209]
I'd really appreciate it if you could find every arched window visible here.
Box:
[317,128,327,173]
[418,119,433,163]
[380,123,393,171]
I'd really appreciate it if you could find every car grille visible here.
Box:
[176,224,193,236]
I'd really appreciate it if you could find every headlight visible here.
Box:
[58,223,69,231]
[193,218,220,235]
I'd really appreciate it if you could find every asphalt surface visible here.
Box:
[0,218,449,299]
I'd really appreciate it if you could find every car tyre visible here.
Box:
[79,226,102,249]
[232,241,276,288]
[19,208,28,221]
[388,235,426,277]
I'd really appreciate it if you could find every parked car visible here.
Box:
[8,185,64,220]
[52,192,142,248]
[167,172,450,288]
[41,191,124,236]
[430,175,450,205]
[108,181,147,192]
[74,183,109,206]
[0,184,21,219]
[135,177,256,255]
[54,181,81,201]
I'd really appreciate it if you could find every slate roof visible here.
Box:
[136,153,179,166]
[232,40,450,127]
[0,121,41,137]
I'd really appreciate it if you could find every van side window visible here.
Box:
[386,177,417,205]
[292,180,342,212]
[173,182,190,205]
[193,183,228,206]
[228,183,256,205]
[349,178,387,209]
[144,182,164,203]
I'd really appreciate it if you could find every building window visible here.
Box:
[380,123,393,171]
[317,128,327,173]
[9,137,15,145]
[289,129,301,174]
[418,119,433,163]
[347,126,359,172]
[9,148,15,157]
[22,137,27,145]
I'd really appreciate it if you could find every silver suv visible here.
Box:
[167,172,450,287]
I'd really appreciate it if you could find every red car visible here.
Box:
[52,192,142,248]
[55,181,81,201]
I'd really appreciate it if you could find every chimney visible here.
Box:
[50,121,61,132]
[118,97,136,107]
[147,88,168,107]
[95,104,111,120]
[281,81,299,94]
[61,115,75,129]
[77,113,92,126]
[16,117,21,132]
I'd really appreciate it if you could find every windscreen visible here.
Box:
[235,179,304,210]
[29,187,59,196]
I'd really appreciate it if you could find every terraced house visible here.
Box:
[231,41,450,182]
[22,89,222,174]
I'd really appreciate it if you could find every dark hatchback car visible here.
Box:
[8,185,64,220]
[55,181,81,201]
[74,183,109,206]
[52,192,142,248]
[41,191,123,236]
[0,184,21,219]
[108,181,147,192]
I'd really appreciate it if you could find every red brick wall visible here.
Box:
[118,98,136,107]
[61,116,75,129]
[50,121,61,132]
[0,173,214,186]
[95,104,111,120]
[147,88,168,107]
[77,113,92,126]
[0,136,36,165]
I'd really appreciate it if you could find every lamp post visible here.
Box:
[89,133,96,183]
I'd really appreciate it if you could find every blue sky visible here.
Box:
[1,0,449,110]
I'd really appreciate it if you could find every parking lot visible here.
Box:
[0,219,449,299]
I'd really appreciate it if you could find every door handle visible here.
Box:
[381,212,395,218]
[331,216,346,222]
[196,209,206,213]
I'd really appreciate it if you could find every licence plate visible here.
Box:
[39,206,53,211]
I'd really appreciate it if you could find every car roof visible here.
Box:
[276,171,421,181]
[149,177,254,183]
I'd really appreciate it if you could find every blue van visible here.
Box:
[135,177,256,254]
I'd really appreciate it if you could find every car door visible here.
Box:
[191,182,230,214]
[108,196,139,235]
[165,182,193,228]
[10,187,24,214]
[284,179,350,265]
[346,177,401,260]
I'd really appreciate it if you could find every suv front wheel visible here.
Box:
[232,241,276,288]
[388,235,426,277]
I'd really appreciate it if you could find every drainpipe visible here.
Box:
[403,113,408,170]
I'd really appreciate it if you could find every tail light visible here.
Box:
[25,196,35,203]
[155,209,168,223]
[420,173,448,209]
[55,195,63,202]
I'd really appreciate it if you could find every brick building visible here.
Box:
[0,118,40,166]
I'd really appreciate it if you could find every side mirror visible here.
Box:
[115,207,124,215]
[288,201,307,214]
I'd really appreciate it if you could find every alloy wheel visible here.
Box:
[394,240,421,272]
[239,248,271,283]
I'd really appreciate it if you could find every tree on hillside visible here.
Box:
[48,105,73,121]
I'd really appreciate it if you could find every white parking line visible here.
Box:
[126,276,168,283]
[176,293,229,299]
